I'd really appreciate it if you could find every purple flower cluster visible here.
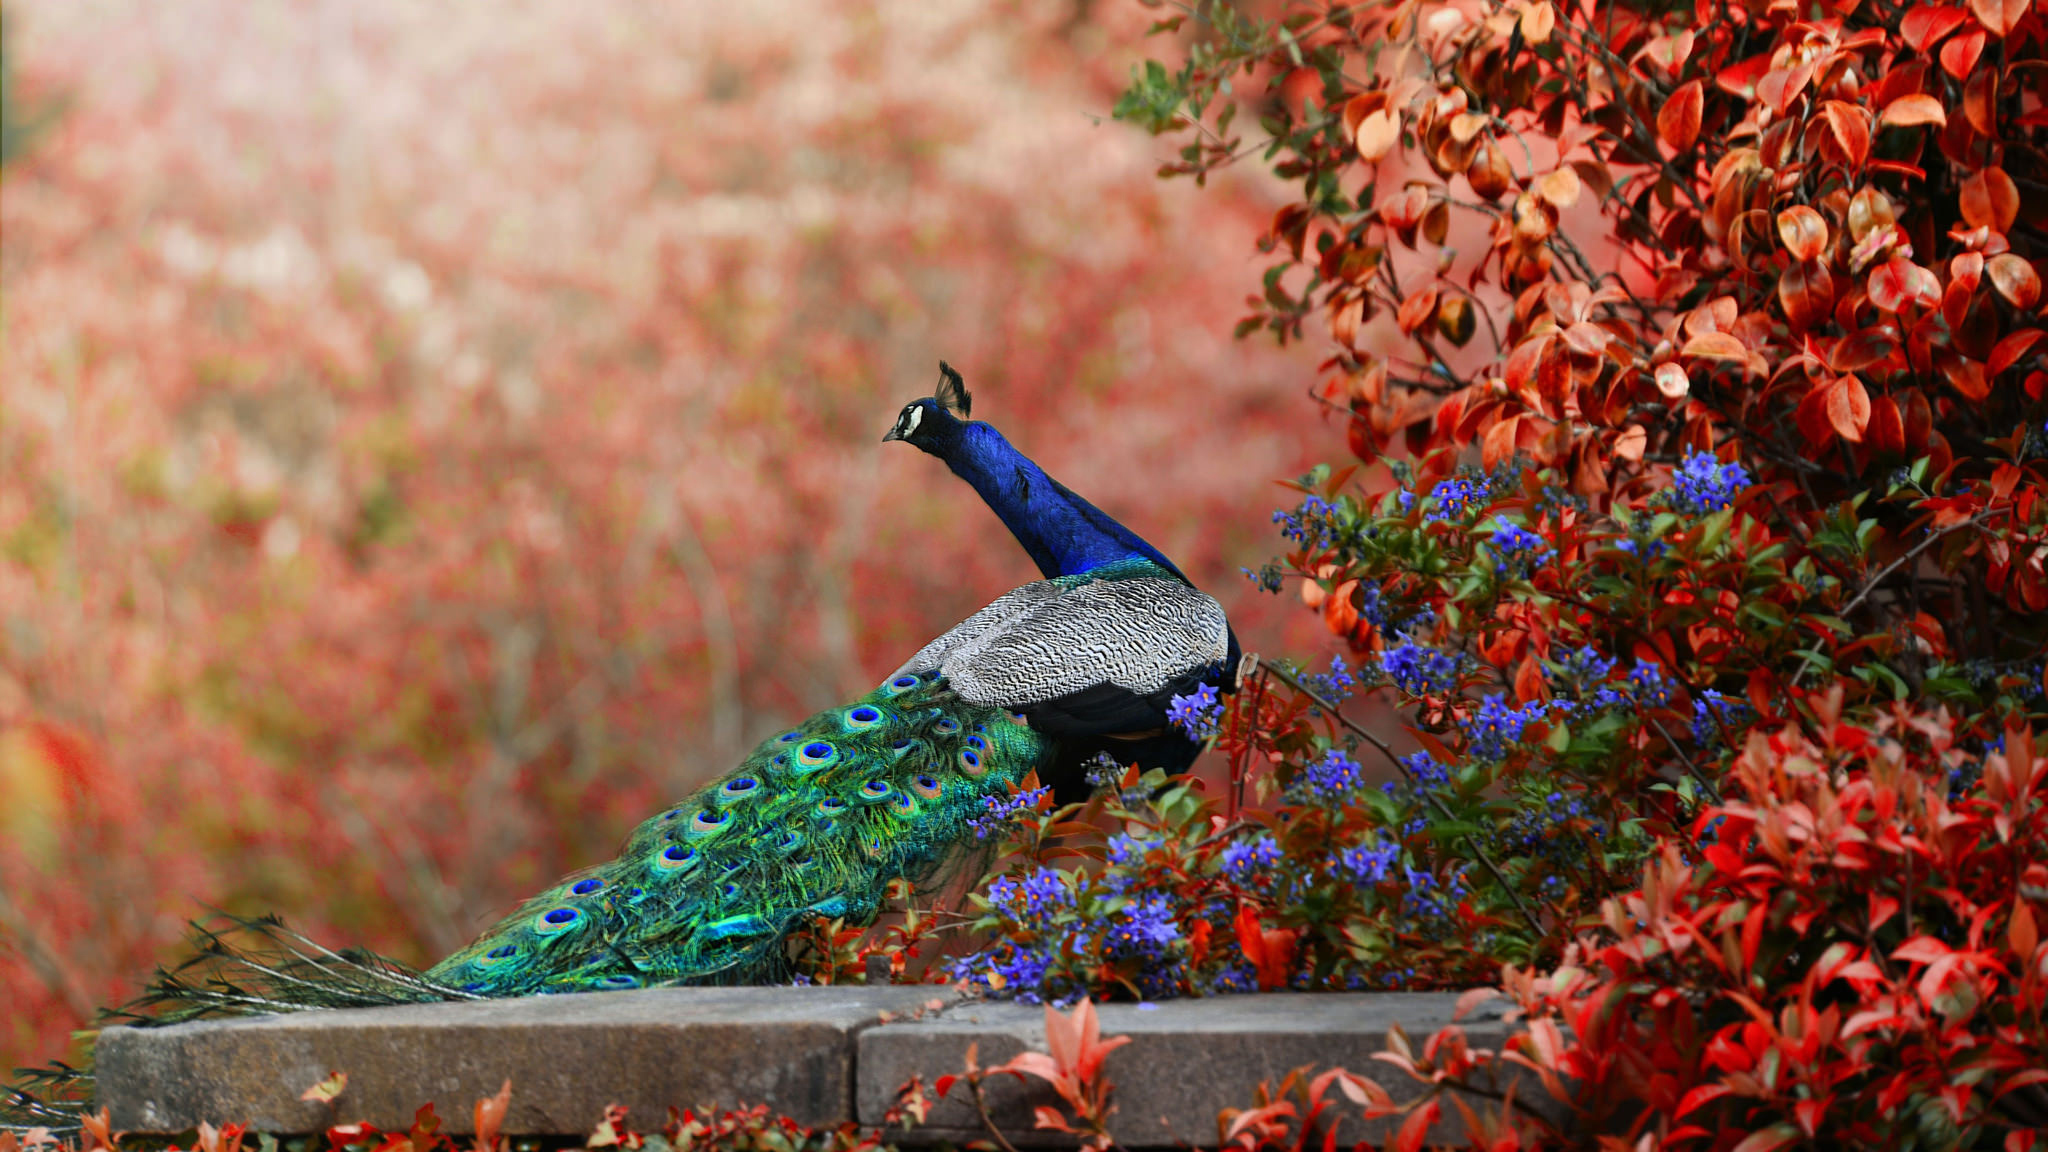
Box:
[1105,833,1154,865]
[1300,654,1356,703]
[1426,476,1486,522]
[1380,640,1462,696]
[1401,750,1451,790]
[985,865,1072,920]
[1338,836,1399,884]
[1668,450,1752,516]
[1273,494,1340,548]
[1220,835,1282,880]
[1168,683,1224,742]
[1401,865,1470,921]
[1508,789,1603,859]
[1629,660,1675,707]
[1489,517,1554,578]
[1617,536,1670,561]
[1296,747,1364,800]
[1691,688,1756,747]
[969,786,1050,839]
[1464,694,1545,761]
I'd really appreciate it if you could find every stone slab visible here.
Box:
[858,994,1541,1148]
[98,986,960,1136]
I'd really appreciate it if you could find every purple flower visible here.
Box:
[1298,747,1364,800]
[1668,451,1751,516]
[1339,837,1399,884]
[1220,835,1282,879]
[1168,683,1223,741]
[1464,694,1543,761]
[1380,641,1462,696]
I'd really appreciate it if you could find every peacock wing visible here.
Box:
[936,576,1230,718]
[888,579,1063,681]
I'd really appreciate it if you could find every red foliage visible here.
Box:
[1132,0,2048,1140]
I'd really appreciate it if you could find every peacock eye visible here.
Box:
[571,878,604,895]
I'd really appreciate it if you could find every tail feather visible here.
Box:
[3,672,1049,1132]
[428,670,1048,995]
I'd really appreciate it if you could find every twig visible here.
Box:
[967,1073,1024,1152]
[1838,512,1994,621]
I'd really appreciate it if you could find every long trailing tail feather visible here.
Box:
[115,912,469,1023]
[5,913,458,1134]
[6,672,1052,1133]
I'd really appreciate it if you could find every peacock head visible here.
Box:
[883,361,973,448]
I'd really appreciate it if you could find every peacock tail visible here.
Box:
[426,670,1049,996]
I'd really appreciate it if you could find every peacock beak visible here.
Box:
[882,427,905,442]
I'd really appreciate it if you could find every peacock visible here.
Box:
[422,364,1238,994]
[3,366,1236,1128]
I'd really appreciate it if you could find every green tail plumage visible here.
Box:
[427,670,1049,995]
[2,672,1048,1134]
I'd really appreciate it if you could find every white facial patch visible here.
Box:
[897,405,923,438]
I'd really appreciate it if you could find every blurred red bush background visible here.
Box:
[0,0,1330,1073]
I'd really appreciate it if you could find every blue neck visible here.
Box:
[940,423,1189,582]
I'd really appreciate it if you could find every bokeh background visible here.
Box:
[0,0,1340,1073]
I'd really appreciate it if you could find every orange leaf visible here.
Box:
[1961,168,2020,233]
[2012,900,2040,960]
[1682,332,1748,361]
[1519,1,1556,43]
[1775,206,1829,261]
[1658,80,1704,151]
[1536,166,1581,209]
[1987,254,2042,310]
[472,1080,511,1152]
[1821,102,1871,168]
[302,1071,349,1104]
[1355,110,1399,161]
[1827,375,1871,443]
[1881,94,1947,127]
[1971,0,2028,37]
[1655,362,1691,398]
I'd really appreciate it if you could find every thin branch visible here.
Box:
[1248,658,1547,941]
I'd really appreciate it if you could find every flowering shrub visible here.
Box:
[930,0,2048,1144]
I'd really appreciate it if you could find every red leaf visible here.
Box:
[1901,5,1970,50]
[1868,393,1906,454]
[1869,258,1938,312]
[1989,329,2045,376]
[1395,1099,1441,1152]
[1779,259,1835,331]
[1882,94,1947,127]
[1656,362,1691,398]
[1941,28,1989,79]
[1675,1083,1733,1119]
[1659,80,1704,151]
